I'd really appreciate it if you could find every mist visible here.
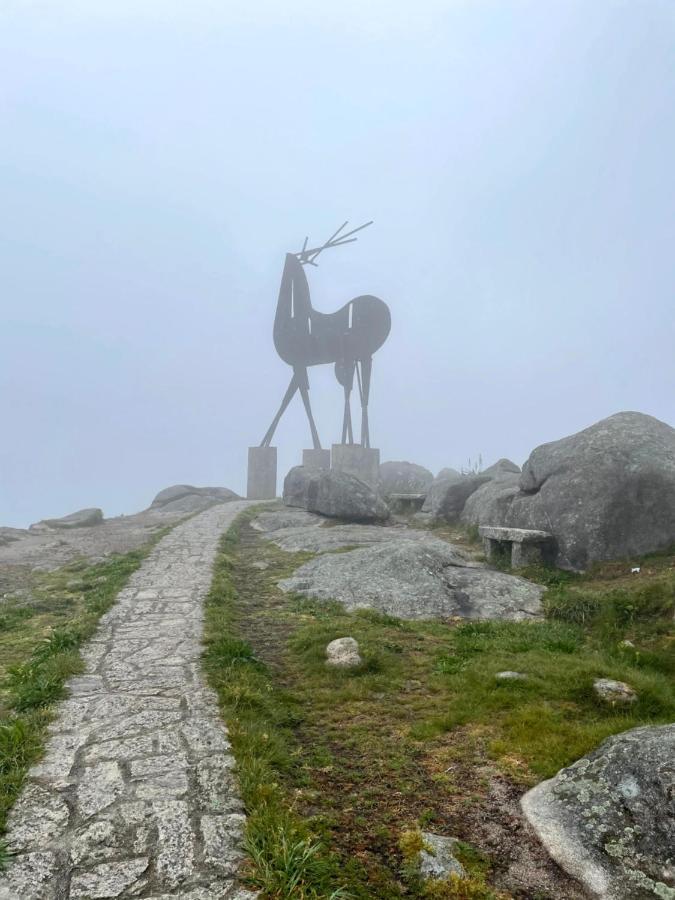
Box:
[2,0,674,527]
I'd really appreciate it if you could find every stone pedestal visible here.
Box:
[247,446,277,500]
[331,444,380,487]
[302,448,331,470]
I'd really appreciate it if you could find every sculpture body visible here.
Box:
[260,222,391,450]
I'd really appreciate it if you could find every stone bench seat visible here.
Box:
[479,525,554,568]
[387,492,427,513]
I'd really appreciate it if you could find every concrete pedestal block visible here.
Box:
[331,444,380,487]
[302,448,331,470]
[247,446,277,500]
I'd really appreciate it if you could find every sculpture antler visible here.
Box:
[296,220,373,266]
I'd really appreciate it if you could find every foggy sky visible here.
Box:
[2,1,674,527]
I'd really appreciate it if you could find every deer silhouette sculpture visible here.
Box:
[260,221,391,451]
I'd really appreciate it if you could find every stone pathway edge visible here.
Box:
[0,500,258,900]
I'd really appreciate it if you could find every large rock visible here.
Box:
[464,412,675,569]
[279,538,544,620]
[521,724,675,899]
[419,469,464,518]
[31,508,104,530]
[421,474,492,523]
[461,474,521,528]
[437,467,462,480]
[379,461,434,497]
[283,467,389,522]
[482,458,521,477]
[282,467,315,510]
[150,484,239,514]
[421,463,520,525]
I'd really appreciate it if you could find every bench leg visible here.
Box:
[483,538,496,561]
[512,542,544,568]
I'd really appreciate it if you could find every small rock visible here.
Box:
[593,678,637,705]
[618,640,635,650]
[495,670,527,681]
[419,832,466,880]
[326,637,362,668]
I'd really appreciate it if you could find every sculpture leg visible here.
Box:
[340,360,356,444]
[260,373,298,447]
[342,384,354,444]
[359,356,372,448]
[295,366,322,450]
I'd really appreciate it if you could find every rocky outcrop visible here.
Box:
[283,467,389,522]
[521,724,675,899]
[379,461,434,497]
[0,527,29,546]
[31,508,104,530]
[253,507,431,553]
[150,485,239,514]
[279,538,544,621]
[464,412,675,569]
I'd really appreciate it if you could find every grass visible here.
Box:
[204,510,675,898]
[202,509,349,899]
[0,531,170,861]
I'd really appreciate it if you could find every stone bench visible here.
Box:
[387,492,427,513]
[479,525,554,568]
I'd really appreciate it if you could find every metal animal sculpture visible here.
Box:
[260,221,391,450]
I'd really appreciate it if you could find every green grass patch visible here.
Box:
[0,531,170,859]
[203,510,349,899]
[204,512,675,898]
[418,567,675,778]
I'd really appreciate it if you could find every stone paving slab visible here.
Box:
[0,502,258,900]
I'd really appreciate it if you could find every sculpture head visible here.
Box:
[293,220,374,267]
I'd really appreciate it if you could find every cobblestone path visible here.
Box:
[0,502,257,900]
